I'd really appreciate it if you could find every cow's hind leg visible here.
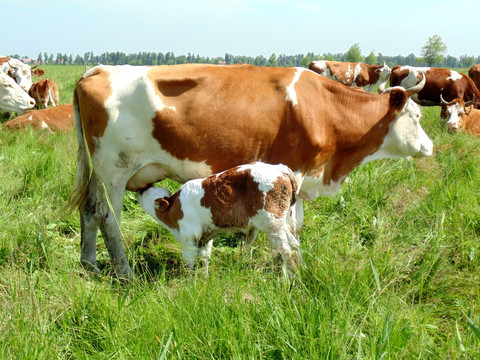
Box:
[79,178,100,274]
[90,174,133,280]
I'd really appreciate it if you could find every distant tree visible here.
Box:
[345,43,363,62]
[459,55,475,68]
[37,52,43,63]
[267,53,278,67]
[300,54,311,68]
[421,34,447,66]
[365,50,378,64]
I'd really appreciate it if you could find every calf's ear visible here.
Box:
[465,105,473,115]
[155,198,170,211]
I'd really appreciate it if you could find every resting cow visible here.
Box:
[0,57,44,92]
[29,79,59,109]
[138,162,299,273]
[2,104,73,132]
[308,60,391,92]
[63,64,433,279]
[0,71,36,113]
[389,65,480,110]
[441,97,480,135]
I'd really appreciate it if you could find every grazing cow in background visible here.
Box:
[468,64,480,91]
[0,71,36,113]
[0,57,44,91]
[63,64,432,279]
[308,60,391,92]
[138,162,300,273]
[2,104,73,132]
[389,66,480,113]
[29,79,59,109]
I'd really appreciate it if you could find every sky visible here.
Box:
[4,0,480,60]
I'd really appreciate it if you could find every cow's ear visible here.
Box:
[388,88,408,111]
[155,198,169,211]
[465,105,473,115]
[32,69,44,77]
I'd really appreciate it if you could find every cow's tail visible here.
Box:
[61,88,91,215]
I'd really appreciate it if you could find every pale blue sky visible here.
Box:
[5,0,479,59]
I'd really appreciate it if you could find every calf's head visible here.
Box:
[441,96,474,132]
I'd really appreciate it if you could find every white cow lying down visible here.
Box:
[138,162,301,273]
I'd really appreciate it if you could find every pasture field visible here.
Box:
[0,65,479,359]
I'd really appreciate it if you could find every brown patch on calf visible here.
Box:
[75,68,112,154]
[29,79,59,109]
[153,190,184,231]
[265,173,297,218]
[200,167,264,228]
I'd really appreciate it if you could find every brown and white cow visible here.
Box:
[2,104,73,132]
[138,162,299,273]
[389,66,480,112]
[28,79,59,109]
[440,96,480,135]
[308,60,391,92]
[0,71,36,113]
[468,64,480,91]
[0,57,44,92]
[63,64,432,279]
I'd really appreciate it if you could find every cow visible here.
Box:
[138,162,300,274]
[0,71,36,113]
[389,66,480,113]
[468,64,480,91]
[440,96,479,134]
[2,104,73,132]
[308,60,391,92]
[28,79,59,109]
[0,57,44,92]
[63,64,433,279]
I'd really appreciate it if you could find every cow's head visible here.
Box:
[377,72,433,158]
[138,187,173,218]
[0,71,36,113]
[7,60,44,92]
[376,62,392,80]
[441,95,475,132]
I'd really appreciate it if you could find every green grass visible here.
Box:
[0,66,479,359]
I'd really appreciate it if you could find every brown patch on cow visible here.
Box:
[75,68,112,154]
[326,61,356,85]
[469,64,480,91]
[265,174,297,218]
[308,62,325,74]
[200,167,264,228]
[0,57,10,65]
[153,190,184,230]
[148,65,306,174]
[2,104,74,132]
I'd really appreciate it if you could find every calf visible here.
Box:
[442,97,480,135]
[138,162,300,273]
[2,104,74,132]
[28,78,59,109]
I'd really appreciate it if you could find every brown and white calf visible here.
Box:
[0,71,36,113]
[441,97,480,135]
[2,104,73,132]
[64,64,432,279]
[308,60,391,92]
[389,66,480,112]
[28,79,59,109]
[138,162,300,273]
[0,57,44,92]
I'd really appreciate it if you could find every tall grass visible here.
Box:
[0,66,479,359]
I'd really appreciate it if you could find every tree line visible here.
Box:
[8,36,480,69]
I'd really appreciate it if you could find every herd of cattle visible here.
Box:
[1,55,480,279]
